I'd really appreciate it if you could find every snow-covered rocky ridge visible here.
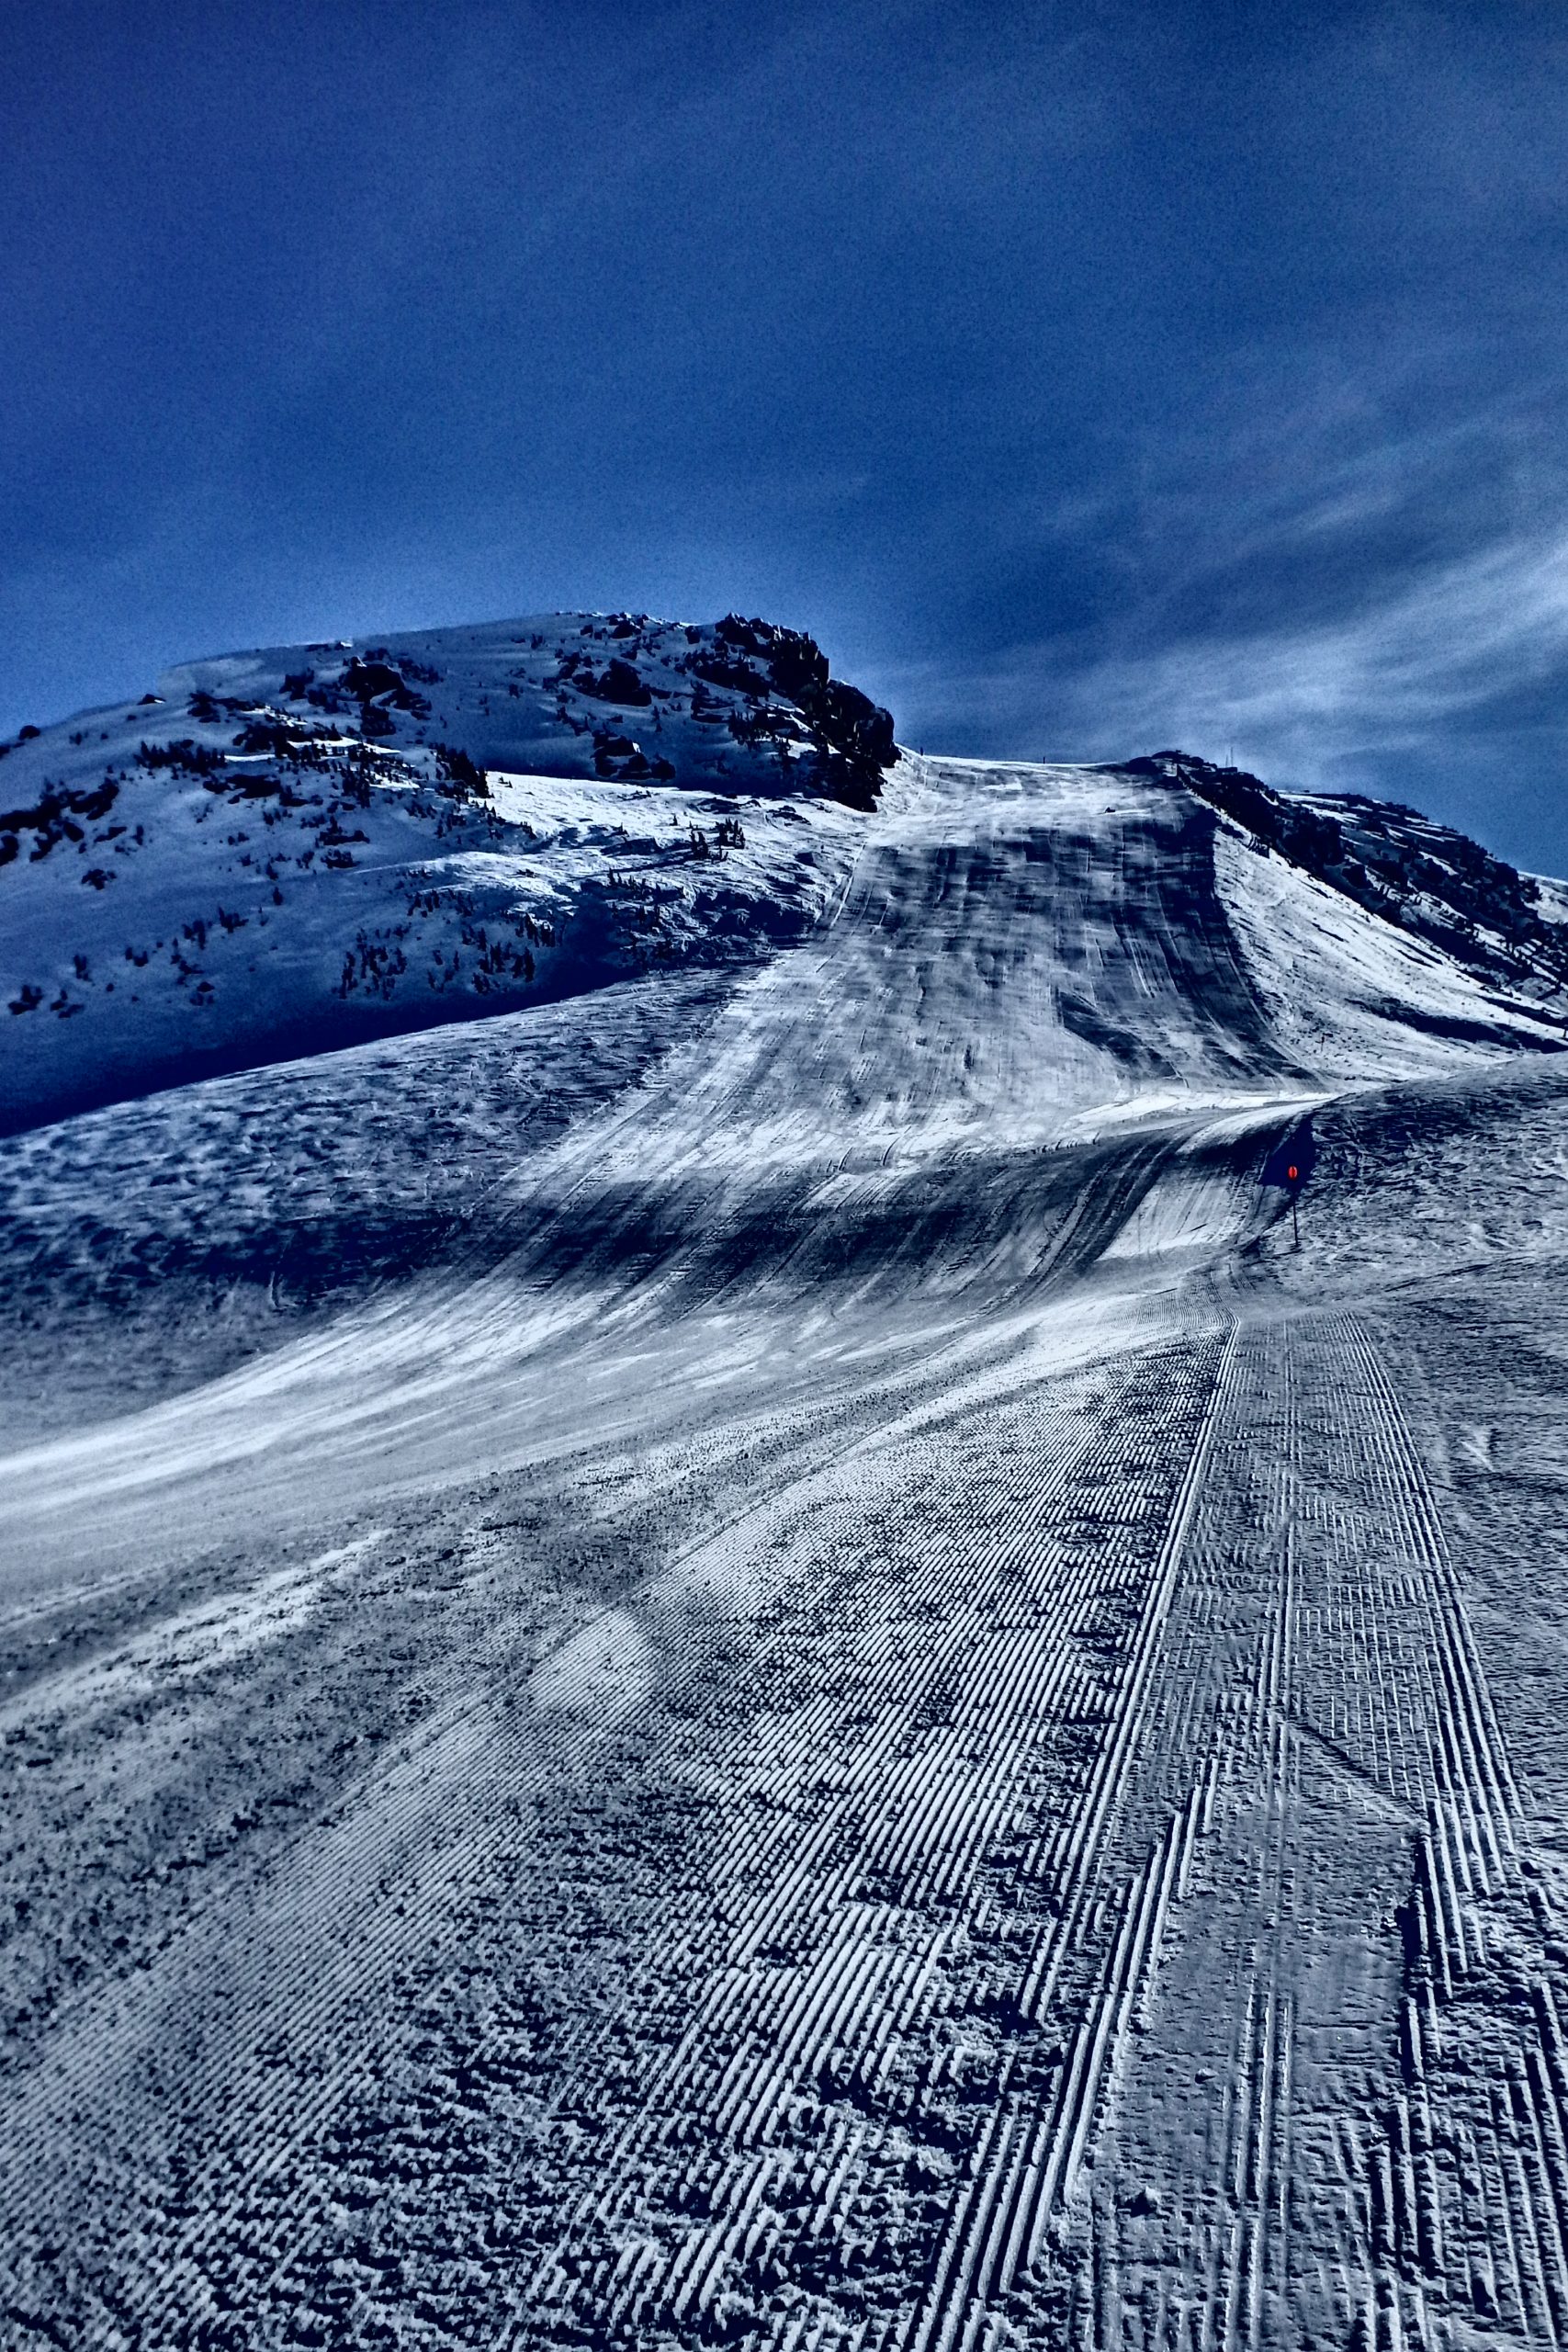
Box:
[1134,749,1568,1020]
[0,612,896,1132]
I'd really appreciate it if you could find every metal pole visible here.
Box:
[1292,1194,1300,1250]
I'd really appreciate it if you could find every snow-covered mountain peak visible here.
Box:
[160,610,897,809]
[0,613,897,1132]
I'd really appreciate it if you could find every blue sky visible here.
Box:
[6,1,1568,865]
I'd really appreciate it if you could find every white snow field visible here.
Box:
[7,725,1568,2350]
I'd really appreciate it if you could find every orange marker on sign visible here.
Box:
[1261,1125,1314,1252]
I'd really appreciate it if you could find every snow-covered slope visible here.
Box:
[0,614,894,1131]
[6,612,1564,1139]
[5,749,1564,1441]
[13,729,1568,2351]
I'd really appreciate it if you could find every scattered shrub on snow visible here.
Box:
[231,718,301,758]
[434,744,489,799]
[340,659,432,727]
[136,738,224,776]
[187,689,248,723]
[0,777,119,865]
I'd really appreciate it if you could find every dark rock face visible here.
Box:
[576,658,653,708]
[714,615,897,809]
[339,658,434,730]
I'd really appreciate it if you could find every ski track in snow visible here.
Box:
[4,755,1568,2348]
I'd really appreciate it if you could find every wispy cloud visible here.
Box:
[874,356,1568,800]
[1042,519,1568,779]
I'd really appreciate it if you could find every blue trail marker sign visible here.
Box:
[1261,1120,1316,1249]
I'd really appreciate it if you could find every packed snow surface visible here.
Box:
[6,734,1568,2349]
